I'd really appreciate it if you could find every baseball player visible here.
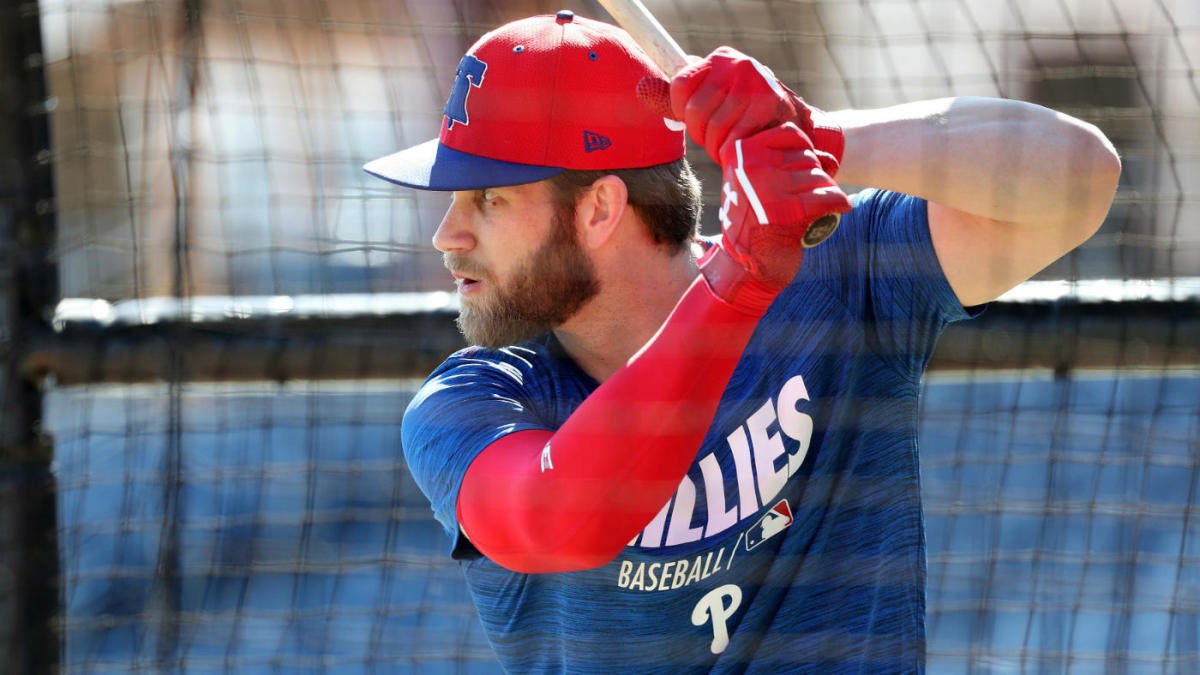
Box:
[365,11,1120,673]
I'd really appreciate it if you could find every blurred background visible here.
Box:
[0,0,1196,672]
[40,0,1198,300]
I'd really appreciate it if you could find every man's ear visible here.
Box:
[575,175,628,249]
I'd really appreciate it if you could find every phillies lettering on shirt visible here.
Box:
[632,374,812,548]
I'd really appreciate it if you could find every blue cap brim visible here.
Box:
[364,138,564,191]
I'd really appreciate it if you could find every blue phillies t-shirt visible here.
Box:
[402,189,979,673]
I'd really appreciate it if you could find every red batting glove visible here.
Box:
[669,47,844,177]
[702,123,852,314]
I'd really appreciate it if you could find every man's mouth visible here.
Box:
[445,254,488,293]
[450,271,482,292]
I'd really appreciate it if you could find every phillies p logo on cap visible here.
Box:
[445,55,487,131]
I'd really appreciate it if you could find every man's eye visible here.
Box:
[473,190,499,210]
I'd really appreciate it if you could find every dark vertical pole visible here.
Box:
[154,0,205,667]
[0,0,62,673]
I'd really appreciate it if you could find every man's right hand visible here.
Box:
[670,47,845,177]
[701,123,852,314]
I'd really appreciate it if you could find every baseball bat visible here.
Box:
[595,0,841,247]
[594,0,689,76]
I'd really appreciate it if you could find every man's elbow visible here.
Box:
[463,508,628,574]
[482,535,621,574]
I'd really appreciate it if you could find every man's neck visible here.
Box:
[554,246,701,382]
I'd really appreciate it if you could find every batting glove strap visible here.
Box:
[699,244,780,316]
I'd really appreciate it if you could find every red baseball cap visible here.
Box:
[364,11,686,191]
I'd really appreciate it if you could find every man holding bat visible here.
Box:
[366,10,1119,673]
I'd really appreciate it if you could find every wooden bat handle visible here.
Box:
[594,0,690,75]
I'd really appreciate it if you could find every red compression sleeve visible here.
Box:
[457,269,769,573]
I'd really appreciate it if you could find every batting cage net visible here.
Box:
[0,0,1196,672]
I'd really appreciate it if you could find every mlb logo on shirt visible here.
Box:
[745,500,794,551]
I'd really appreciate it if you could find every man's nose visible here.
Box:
[432,192,476,253]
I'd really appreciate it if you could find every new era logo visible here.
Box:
[583,130,612,152]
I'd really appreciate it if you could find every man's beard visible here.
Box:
[450,208,599,349]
